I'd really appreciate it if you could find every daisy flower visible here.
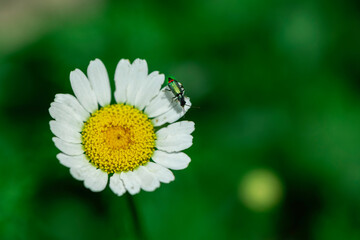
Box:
[49,58,195,196]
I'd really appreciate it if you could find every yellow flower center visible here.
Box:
[81,104,156,174]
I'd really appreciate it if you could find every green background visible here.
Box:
[1,0,360,239]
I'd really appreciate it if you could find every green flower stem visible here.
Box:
[126,193,146,240]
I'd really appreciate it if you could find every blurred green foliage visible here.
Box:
[1,0,360,239]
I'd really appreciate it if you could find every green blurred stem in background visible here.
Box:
[126,194,145,240]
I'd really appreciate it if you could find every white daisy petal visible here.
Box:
[126,59,148,106]
[69,160,91,181]
[134,166,160,192]
[49,102,83,131]
[87,59,111,107]
[56,153,87,168]
[152,151,191,170]
[156,121,195,137]
[52,137,84,156]
[156,135,193,153]
[145,162,174,183]
[70,168,84,181]
[54,94,89,121]
[70,69,98,113]
[135,71,164,111]
[120,171,141,195]
[144,87,174,118]
[152,97,191,127]
[114,59,131,103]
[83,167,108,192]
[49,120,82,143]
[155,121,195,152]
[109,173,126,196]
[70,159,108,192]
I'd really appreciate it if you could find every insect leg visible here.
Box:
[162,87,172,92]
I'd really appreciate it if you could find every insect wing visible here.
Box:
[169,80,182,96]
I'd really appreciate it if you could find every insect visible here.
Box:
[167,77,187,108]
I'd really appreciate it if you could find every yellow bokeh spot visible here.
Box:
[82,104,156,174]
[239,169,283,212]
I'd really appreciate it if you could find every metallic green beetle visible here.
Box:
[167,77,186,108]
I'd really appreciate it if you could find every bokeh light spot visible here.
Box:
[239,169,283,212]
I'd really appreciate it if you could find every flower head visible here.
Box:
[49,59,195,195]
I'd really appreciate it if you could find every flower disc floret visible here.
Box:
[82,104,156,173]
